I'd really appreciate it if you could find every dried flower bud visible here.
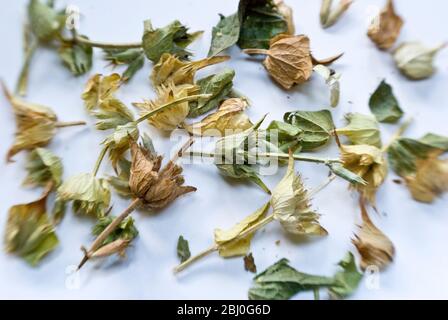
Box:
[393,42,446,80]
[89,238,131,259]
[367,0,403,50]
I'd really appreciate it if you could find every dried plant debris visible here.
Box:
[369,80,404,124]
[393,42,446,80]
[177,235,191,263]
[24,148,63,189]
[248,252,362,300]
[244,253,257,273]
[336,113,382,148]
[313,65,341,108]
[103,48,145,82]
[367,0,403,50]
[320,0,353,29]
[352,200,395,271]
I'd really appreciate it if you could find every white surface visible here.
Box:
[1,0,448,300]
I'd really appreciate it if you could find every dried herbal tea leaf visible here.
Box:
[265,120,302,154]
[82,73,122,110]
[215,202,270,257]
[313,64,341,108]
[320,0,353,29]
[177,235,191,263]
[271,153,327,236]
[369,80,403,123]
[51,198,67,225]
[336,113,382,148]
[393,42,446,80]
[108,158,132,198]
[217,164,270,194]
[142,20,202,63]
[129,139,196,209]
[151,53,229,87]
[28,0,65,42]
[133,83,198,131]
[352,201,395,271]
[188,69,235,118]
[208,13,241,57]
[185,98,252,136]
[328,252,363,299]
[58,36,93,76]
[102,122,139,169]
[405,152,448,203]
[238,0,292,49]
[4,195,59,266]
[57,173,111,218]
[92,98,135,131]
[24,147,62,188]
[341,144,388,206]
[284,109,335,151]
[93,216,138,248]
[2,83,58,161]
[367,0,403,50]
[248,258,335,300]
[244,253,257,273]
[103,48,145,82]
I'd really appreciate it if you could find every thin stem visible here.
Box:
[243,49,269,55]
[55,120,86,128]
[382,117,413,152]
[74,35,142,49]
[77,198,142,270]
[313,288,320,300]
[92,145,109,177]
[16,41,38,96]
[134,94,211,124]
[173,245,218,274]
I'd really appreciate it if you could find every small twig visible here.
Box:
[73,35,142,49]
[54,120,86,128]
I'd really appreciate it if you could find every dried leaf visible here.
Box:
[2,83,58,161]
[265,120,302,154]
[81,73,121,110]
[313,64,341,108]
[271,153,327,236]
[188,69,236,118]
[4,195,59,266]
[352,201,395,271]
[107,158,132,198]
[208,13,241,57]
[341,144,388,206]
[151,53,229,87]
[393,42,446,80]
[133,83,198,131]
[58,36,93,76]
[184,98,252,136]
[28,0,65,42]
[284,109,335,151]
[214,202,270,257]
[92,216,138,247]
[217,164,271,194]
[367,0,403,50]
[177,235,191,263]
[142,19,202,63]
[369,80,403,123]
[103,48,145,82]
[57,173,111,218]
[336,113,382,148]
[244,253,257,273]
[102,122,139,169]
[328,252,363,299]
[51,198,67,225]
[327,163,368,186]
[24,147,62,188]
[320,0,353,29]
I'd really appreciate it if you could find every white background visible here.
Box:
[1,0,448,300]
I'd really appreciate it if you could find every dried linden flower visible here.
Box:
[367,0,403,50]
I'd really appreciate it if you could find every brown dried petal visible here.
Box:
[367,0,404,50]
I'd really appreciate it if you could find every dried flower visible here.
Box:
[320,0,353,29]
[393,42,446,80]
[367,0,403,50]
[352,200,395,271]
[81,73,121,110]
[23,147,62,188]
[336,113,382,148]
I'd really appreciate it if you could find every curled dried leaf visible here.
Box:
[133,83,198,131]
[184,98,252,136]
[151,53,230,87]
[24,147,63,188]
[271,153,327,236]
[335,113,382,148]
[340,144,388,206]
[81,73,121,110]
[352,200,395,271]
[367,0,404,50]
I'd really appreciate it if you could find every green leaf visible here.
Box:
[248,258,336,300]
[92,216,138,247]
[107,158,132,198]
[103,48,145,82]
[92,98,135,130]
[284,110,335,151]
[327,163,367,185]
[265,120,303,154]
[388,134,448,177]
[28,0,65,42]
[51,198,67,225]
[177,235,191,263]
[369,80,404,123]
[217,163,270,194]
[329,252,363,299]
[208,13,241,57]
[238,0,289,49]
[57,173,111,218]
[336,113,382,148]
[24,147,63,188]
[188,69,235,118]
[58,36,93,76]
[4,196,59,266]
[142,20,202,63]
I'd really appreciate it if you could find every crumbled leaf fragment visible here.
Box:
[177,235,191,263]
[103,48,145,82]
[58,36,93,76]
[329,252,363,298]
[244,253,257,273]
[313,64,341,108]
